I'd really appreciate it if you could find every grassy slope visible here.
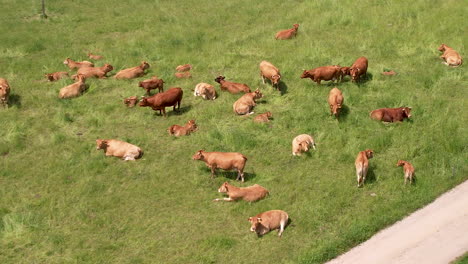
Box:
[0,0,466,263]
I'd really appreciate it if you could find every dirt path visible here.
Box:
[326,180,468,264]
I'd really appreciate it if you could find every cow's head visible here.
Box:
[187,120,198,131]
[141,61,150,70]
[402,107,412,118]
[341,67,351,76]
[265,111,272,118]
[104,64,114,72]
[253,89,263,99]
[214,76,225,83]
[271,74,281,85]
[365,149,374,159]
[139,97,149,107]
[396,160,406,167]
[248,217,263,234]
[218,182,229,193]
[63,58,70,65]
[300,70,311,79]
[192,150,205,160]
[45,74,54,81]
[350,67,360,81]
[438,44,447,52]
[332,104,342,117]
[96,139,108,150]
[293,24,299,30]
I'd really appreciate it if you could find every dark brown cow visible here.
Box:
[275,24,299,40]
[350,57,368,82]
[139,87,183,116]
[300,66,341,85]
[370,107,412,122]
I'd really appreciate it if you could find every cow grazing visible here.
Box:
[214,76,251,94]
[58,74,87,99]
[194,83,216,100]
[397,160,415,185]
[87,53,104,60]
[340,66,351,81]
[0,78,10,108]
[63,58,94,70]
[355,149,374,187]
[139,76,164,95]
[292,134,316,156]
[95,139,143,161]
[275,24,299,40]
[45,71,69,82]
[370,107,412,122]
[350,56,368,82]
[167,120,198,136]
[174,72,192,79]
[248,210,289,237]
[214,182,269,202]
[124,96,139,107]
[300,65,342,85]
[233,89,263,115]
[139,87,183,116]
[253,111,272,123]
[114,61,150,79]
[192,150,247,182]
[74,64,113,79]
[259,60,281,90]
[175,64,192,72]
[438,44,463,67]
[328,87,344,118]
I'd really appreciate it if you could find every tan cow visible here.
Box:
[355,149,374,187]
[253,111,272,123]
[328,88,344,117]
[167,120,198,136]
[233,89,263,115]
[175,64,192,72]
[275,24,299,40]
[214,76,251,94]
[214,182,269,202]
[58,74,87,99]
[0,78,10,108]
[174,72,192,78]
[438,44,463,67]
[124,96,139,107]
[248,210,289,237]
[45,71,69,81]
[192,150,247,182]
[292,134,316,156]
[74,64,113,79]
[194,83,216,100]
[96,139,143,161]
[114,61,150,79]
[63,58,94,70]
[260,61,281,90]
[87,53,104,60]
[397,160,415,185]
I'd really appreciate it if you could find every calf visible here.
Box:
[397,160,415,185]
[275,24,299,40]
[167,120,198,136]
[340,66,351,81]
[59,74,87,99]
[139,87,183,116]
[74,64,113,79]
[192,150,247,182]
[300,65,341,85]
[215,76,251,94]
[355,149,374,187]
[214,182,269,202]
[233,89,263,115]
[292,134,316,156]
[328,87,344,118]
[124,96,139,107]
[63,58,94,70]
[350,56,368,82]
[259,60,281,90]
[87,53,104,60]
[45,71,69,81]
[139,76,164,95]
[175,64,192,72]
[253,111,272,123]
[370,107,412,122]
[0,78,10,108]
[95,139,143,161]
[248,210,289,237]
[114,61,150,79]
[174,72,192,78]
[438,44,463,67]
[194,83,216,100]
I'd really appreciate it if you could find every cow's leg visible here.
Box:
[213,197,234,202]
[210,165,216,179]
[278,221,285,237]
[404,176,407,185]
[162,108,166,117]
[356,169,362,187]
[261,74,265,84]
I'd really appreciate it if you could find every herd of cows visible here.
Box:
[0,23,463,237]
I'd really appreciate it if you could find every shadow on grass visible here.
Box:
[278,81,288,95]
[153,105,193,117]
[365,165,377,184]
[202,169,257,182]
[354,72,373,86]
[337,104,350,121]
[8,94,21,108]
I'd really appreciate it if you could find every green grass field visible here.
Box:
[0,0,467,263]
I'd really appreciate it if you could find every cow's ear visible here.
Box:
[248,217,252,221]
[257,218,262,222]
[408,107,412,110]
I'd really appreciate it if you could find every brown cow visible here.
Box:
[355,149,374,187]
[397,160,415,185]
[275,24,299,40]
[174,72,192,78]
[63,58,94,70]
[340,66,351,81]
[74,64,113,79]
[328,87,344,117]
[233,89,263,115]
[0,78,10,108]
[215,76,251,94]
[167,120,198,136]
[253,111,272,123]
[175,64,192,72]
[192,150,247,182]
[194,83,216,100]
[124,96,139,107]
[292,134,316,156]
[214,182,269,202]
[95,139,143,161]
[45,71,69,81]
[59,74,87,99]
[300,65,342,85]
[350,56,368,82]
[260,61,281,90]
[139,87,183,116]
[248,210,289,237]
[87,53,104,60]
[139,76,164,95]
[438,44,463,67]
[114,61,150,79]
[370,107,412,122]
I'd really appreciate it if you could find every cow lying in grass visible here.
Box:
[370,107,412,122]
[73,64,113,79]
[63,58,94,70]
[233,89,263,115]
[59,74,86,99]
[115,61,150,79]
[0,78,10,108]
[438,44,462,67]
[292,134,316,156]
[215,76,251,94]
[253,111,272,123]
[194,83,216,100]
[95,139,143,161]
[167,120,198,136]
[248,210,289,237]
[214,182,269,202]
[45,71,69,81]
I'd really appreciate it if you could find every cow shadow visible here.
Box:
[162,105,192,116]
[365,165,377,184]
[336,104,350,121]
[203,169,257,182]
[278,81,288,95]
[8,94,21,108]
[355,72,373,86]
